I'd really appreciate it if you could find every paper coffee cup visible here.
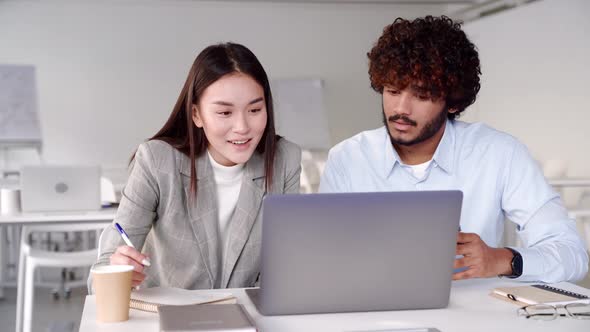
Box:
[91,265,134,323]
[0,188,21,215]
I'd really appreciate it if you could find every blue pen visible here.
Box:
[114,222,151,266]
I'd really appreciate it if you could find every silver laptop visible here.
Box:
[247,190,463,315]
[20,165,102,213]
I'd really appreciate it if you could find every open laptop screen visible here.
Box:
[254,190,462,315]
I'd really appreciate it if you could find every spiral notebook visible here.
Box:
[492,283,590,306]
[130,287,237,313]
[159,304,256,332]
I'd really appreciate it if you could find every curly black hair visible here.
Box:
[368,16,481,119]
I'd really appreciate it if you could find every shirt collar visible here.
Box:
[381,119,456,177]
[382,127,400,178]
[432,119,455,174]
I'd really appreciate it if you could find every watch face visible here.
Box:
[512,252,523,277]
[506,248,523,278]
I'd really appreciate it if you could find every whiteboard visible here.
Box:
[271,78,330,150]
[0,64,42,144]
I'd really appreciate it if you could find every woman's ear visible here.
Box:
[192,104,203,128]
[448,107,458,114]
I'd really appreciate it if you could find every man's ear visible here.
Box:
[192,104,203,128]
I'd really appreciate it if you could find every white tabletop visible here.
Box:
[548,178,590,188]
[570,209,590,217]
[0,207,117,225]
[78,278,590,332]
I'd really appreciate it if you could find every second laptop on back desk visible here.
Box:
[248,190,463,315]
[20,165,102,213]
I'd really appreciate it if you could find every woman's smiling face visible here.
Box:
[192,72,268,166]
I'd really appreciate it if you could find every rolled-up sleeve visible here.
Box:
[502,142,588,282]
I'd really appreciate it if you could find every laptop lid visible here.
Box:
[255,190,463,315]
[20,165,102,212]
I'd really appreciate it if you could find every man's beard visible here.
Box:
[382,104,448,146]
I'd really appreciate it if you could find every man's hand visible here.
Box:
[453,232,513,280]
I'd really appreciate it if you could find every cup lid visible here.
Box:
[91,265,134,274]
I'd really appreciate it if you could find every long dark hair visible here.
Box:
[142,42,279,196]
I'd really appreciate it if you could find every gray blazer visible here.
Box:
[91,138,301,290]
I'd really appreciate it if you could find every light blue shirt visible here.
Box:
[319,120,588,283]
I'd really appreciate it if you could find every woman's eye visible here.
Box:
[217,111,232,116]
[416,94,429,101]
[387,90,400,95]
[250,108,262,113]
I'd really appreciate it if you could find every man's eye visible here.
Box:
[217,111,231,116]
[387,90,400,95]
[417,94,429,101]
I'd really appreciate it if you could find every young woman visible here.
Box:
[92,43,301,289]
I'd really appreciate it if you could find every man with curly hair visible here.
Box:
[319,16,588,283]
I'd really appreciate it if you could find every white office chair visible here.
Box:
[0,226,4,299]
[15,222,107,332]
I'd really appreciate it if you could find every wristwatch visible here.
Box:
[503,247,523,278]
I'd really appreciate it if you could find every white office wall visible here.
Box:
[0,0,443,168]
[461,0,590,177]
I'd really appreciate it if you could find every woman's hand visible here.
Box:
[110,245,150,287]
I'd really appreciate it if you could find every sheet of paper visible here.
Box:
[131,286,234,306]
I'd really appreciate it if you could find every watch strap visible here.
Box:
[503,247,523,278]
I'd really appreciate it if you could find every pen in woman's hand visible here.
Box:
[114,222,151,266]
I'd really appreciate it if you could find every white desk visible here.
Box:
[548,178,590,188]
[0,208,117,226]
[0,208,117,298]
[79,279,590,332]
